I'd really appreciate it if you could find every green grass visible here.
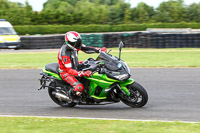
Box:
[0,117,199,133]
[0,48,200,68]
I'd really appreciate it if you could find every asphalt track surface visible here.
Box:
[0,68,200,122]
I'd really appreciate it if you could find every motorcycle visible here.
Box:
[39,41,148,108]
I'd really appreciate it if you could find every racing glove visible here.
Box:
[78,70,93,77]
[100,47,107,53]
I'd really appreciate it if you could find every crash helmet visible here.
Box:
[65,31,82,50]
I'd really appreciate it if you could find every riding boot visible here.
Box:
[70,89,81,103]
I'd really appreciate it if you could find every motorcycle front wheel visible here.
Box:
[48,82,76,107]
[120,82,148,108]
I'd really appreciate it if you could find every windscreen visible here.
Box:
[97,52,122,71]
[0,27,17,35]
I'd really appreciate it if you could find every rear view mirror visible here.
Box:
[119,41,124,51]
[119,41,124,60]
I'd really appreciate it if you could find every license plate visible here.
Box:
[8,46,17,48]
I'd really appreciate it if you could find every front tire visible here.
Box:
[48,82,76,107]
[120,82,148,108]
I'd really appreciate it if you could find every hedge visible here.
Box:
[14,23,200,35]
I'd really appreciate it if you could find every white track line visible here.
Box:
[0,115,199,123]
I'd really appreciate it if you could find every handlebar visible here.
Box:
[82,63,101,72]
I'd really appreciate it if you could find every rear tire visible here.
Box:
[48,82,76,107]
[120,82,148,108]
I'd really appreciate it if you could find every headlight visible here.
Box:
[16,38,21,42]
[0,37,5,43]
[114,74,129,81]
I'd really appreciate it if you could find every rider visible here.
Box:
[58,31,107,97]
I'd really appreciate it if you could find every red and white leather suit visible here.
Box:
[58,44,103,95]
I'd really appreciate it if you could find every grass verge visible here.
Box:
[0,117,199,133]
[0,48,200,68]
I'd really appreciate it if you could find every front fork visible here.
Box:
[118,78,135,96]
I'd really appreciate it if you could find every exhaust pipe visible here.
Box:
[53,92,72,102]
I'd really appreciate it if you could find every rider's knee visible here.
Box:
[73,84,84,92]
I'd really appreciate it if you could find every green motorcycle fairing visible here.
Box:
[85,72,134,99]
[42,68,134,100]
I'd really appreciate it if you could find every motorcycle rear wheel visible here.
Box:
[48,82,76,107]
[120,82,148,108]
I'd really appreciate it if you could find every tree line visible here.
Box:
[1,0,200,25]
